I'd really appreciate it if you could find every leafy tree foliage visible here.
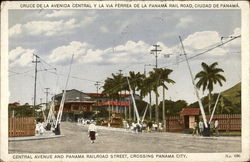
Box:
[195,62,226,114]
[159,100,188,116]
[8,103,46,118]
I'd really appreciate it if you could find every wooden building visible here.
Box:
[87,93,140,114]
[53,89,96,121]
[166,108,241,132]
[180,108,200,129]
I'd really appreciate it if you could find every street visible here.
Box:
[9,122,241,153]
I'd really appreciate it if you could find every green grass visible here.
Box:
[218,131,241,136]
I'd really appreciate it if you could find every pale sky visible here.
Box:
[8,9,241,105]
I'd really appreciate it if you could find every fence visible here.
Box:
[9,117,36,137]
[166,116,183,132]
[206,114,241,131]
[166,114,241,132]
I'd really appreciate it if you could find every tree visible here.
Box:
[157,68,175,131]
[102,73,125,99]
[102,73,126,119]
[128,71,145,96]
[139,76,154,120]
[159,100,187,116]
[8,103,43,118]
[148,68,175,124]
[195,62,226,114]
[127,71,145,120]
[187,93,240,114]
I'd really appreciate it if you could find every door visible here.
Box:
[184,115,189,129]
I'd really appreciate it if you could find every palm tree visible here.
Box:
[128,71,145,95]
[128,71,145,120]
[102,75,118,98]
[148,68,175,124]
[157,68,175,131]
[139,76,154,120]
[102,73,126,116]
[195,62,226,114]
[135,74,146,100]
[148,70,160,123]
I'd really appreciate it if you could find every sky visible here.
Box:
[8,9,241,105]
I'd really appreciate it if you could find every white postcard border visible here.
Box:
[1,1,249,161]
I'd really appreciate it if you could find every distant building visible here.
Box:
[8,102,21,107]
[53,89,141,121]
[180,108,200,129]
[53,89,96,121]
[86,93,140,114]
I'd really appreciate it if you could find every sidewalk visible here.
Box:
[9,132,64,141]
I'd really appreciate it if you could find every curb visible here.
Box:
[9,134,64,141]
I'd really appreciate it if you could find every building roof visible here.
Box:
[8,102,21,107]
[55,89,89,97]
[53,89,93,101]
[86,93,130,98]
[64,101,96,104]
[180,108,200,116]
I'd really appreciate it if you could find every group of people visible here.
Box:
[192,119,219,136]
[122,120,163,133]
[147,121,163,132]
[78,118,92,126]
[86,118,220,144]
[35,121,46,135]
[35,120,61,135]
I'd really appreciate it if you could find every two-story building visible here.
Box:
[53,89,96,121]
[53,89,141,121]
[86,93,138,114]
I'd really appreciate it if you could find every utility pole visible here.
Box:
[32,54,40,117]
[144,64,154,121]
[94,81,100,94]
[151,45,161,124]
[94,81,101,107]
[45,88,50,110]
[151,44,161,69]
[163,85,166,132]
[118,70,122,116]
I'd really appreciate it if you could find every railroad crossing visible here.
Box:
[9,122,241,153]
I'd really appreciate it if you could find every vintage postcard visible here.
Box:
[1,0,249,161]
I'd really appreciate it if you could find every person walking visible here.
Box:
[158,123,163,132]
[210,121,214,136]
[199,120,204,136]
[192,120,198,136]
[153,122,158,132]
[88,121,97,143]
[214,119,219,136]
[147,121,153,132]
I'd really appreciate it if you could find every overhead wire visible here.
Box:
[100,35,241,96]
[220,38,241,80]
[10,34,241,101]
[160,35,241,69]
[8,69,34,77]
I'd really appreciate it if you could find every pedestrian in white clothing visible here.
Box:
[214,119,219,136]
[199,120,204,136]
[88,121,97,143]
